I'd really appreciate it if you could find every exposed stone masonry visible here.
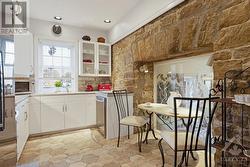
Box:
[78,77,111,91]
[112,0,250,166]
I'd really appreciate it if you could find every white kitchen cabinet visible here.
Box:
[33,94,96,134]
[84,94,96,126]
[40,96,65,132]
[29,96,41,134]
[79,41,111,77]
[65,95,85,129]
[14,33,33,77]
[97,43,111,76]
[16,98,29,160]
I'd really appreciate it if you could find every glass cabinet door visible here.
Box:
[81,42,96,75]
[97,44,110,76]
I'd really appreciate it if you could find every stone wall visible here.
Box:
[112,0,250,165]
[78,77,111,91]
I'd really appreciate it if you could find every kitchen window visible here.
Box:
[0,37,15,87]
[37,40,76,93]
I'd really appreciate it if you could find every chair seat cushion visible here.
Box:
[120,116,148,127]
[160,131,205,150]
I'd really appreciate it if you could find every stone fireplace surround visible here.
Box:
[112,0,250,166]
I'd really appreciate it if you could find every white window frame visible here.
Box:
[36,38,77,93]
[0,38,14,77]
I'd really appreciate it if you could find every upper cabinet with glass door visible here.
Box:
[97,43,111,76]
[79,41,111,76]
[79,41,96,76]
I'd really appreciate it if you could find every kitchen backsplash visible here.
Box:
[78,76,111,91]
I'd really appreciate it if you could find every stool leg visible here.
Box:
[117,124,120,147]
[137,127,142,152]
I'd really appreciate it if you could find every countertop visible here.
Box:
[15,90,132,99]
[31,91,94,96]
[31,91,113,96]
[96,91,133,98]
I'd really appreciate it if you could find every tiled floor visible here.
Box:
[17,129,204,167]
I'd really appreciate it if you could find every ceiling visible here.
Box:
[30,0,143,32]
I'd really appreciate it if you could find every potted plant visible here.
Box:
[54,80,63,92]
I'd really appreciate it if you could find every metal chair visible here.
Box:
[113,90,148,152]
[158,97,219,167]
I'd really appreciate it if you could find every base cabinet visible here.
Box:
[29,96,41,134]
[41,102,65,132]
[84,94,96,126]
[65,95,86,129]
[30,94,96,134]
[16,98,29,160]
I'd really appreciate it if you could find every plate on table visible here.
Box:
[144,102,152,108]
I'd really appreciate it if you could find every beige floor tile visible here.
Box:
[17,128,209,167]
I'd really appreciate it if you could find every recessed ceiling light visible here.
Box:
[104,19,111,23]
[54,16,62,20]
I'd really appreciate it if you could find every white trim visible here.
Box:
[34,35,78,93]
[109,0,185,44]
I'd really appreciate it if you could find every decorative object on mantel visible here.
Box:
[82,35,91,41]
[97,37,105,43]
[52,24,62,35]
[139,64,148,73]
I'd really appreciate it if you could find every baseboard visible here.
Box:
[29,125,98,139]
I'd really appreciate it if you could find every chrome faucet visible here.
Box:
[63,82,70,92]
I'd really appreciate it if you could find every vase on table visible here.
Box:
[167,91,182,108]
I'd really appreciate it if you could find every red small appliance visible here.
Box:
[98,84,112,91]
[86,84,94,91]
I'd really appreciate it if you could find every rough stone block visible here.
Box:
[198,13,218,47]
[178,0,203,19]
[160,12,177,28]
[219,0,250,29]
[213,60,242,79]
[214,21,250,50]
[181,17,199,51]
[213,50,232,61]
[233,45,250,59]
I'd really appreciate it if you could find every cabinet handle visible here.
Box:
[63,105,65,112]
[25,112,28,121]
[66,105,67,112]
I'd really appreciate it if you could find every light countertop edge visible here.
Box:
[31,91,113,96]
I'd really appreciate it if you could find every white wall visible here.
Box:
[30,19,108,43]
[29,18,108,93]
[108,0,185,44]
